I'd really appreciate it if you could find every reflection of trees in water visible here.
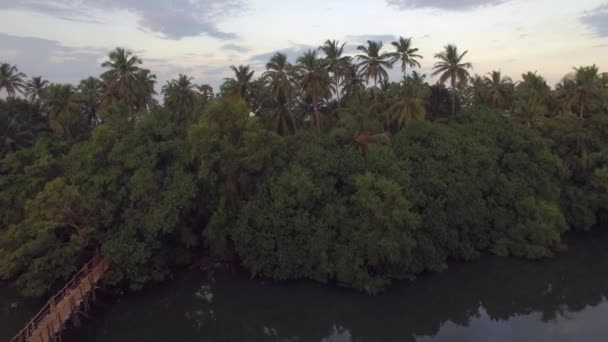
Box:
[194,230,608,341]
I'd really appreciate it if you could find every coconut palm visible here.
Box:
[44,84,74,119]
[222,65,255,106]
[0,63,26,97]
[100,47,143,112]
[263,53,295,103]
[341,64,366,100]
[73,77,103,127]
[320,40,351,101]
[198,84,214,102]
[432,44,472,116]
[466,75,488,106]
[356,41,393,89]
[485,70,513,110]
[25,77,49,103]
[558,65,603,119]
[513,71,552,127]
[390,37,423,81]
[263,52,297,135]
[134,69,157,113]
[296,50,331,132]
[386,73,428,132]
[162,74,198,118]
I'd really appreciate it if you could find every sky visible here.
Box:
[0,0,607,91]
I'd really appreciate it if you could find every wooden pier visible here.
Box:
[10,255,110,342]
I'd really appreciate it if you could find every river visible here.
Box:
[3,229,608,342]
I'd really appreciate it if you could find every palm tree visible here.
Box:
[222,65,255,106]
[390,37,423,82]
[198,84,214,102]
[296,50,331,132]
[386,73,428,131]
[44,84,74,119]
[514,71,551,127]
[134,69,157,113]
[0,63,26,97]
[320,40,351,102]
[466,75,488,106]
[432,44,472,116]
[162,74,198,118]
[25,77,49,103]
[558,65,603,119]
[356,41,393,89]
[341,64,366,100]
[485,70,513,110]
[100,47,143,112]
[73,77,103,127]
[263,52,297,135]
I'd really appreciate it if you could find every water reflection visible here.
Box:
[60,229,608,342]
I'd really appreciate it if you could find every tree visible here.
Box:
[340,64,366,101]
[162,74,198,120]
[0,178,94,297]
[73,77,103,127]
[432,44,472,116]
[513,71,552,127]
[296,50,331,132]
[25,77,49,103]
[356,41,393,91]
[385,73,428,132]
[320,40,351,102]
[0,63,26,97]
[557,65,603,119]
[222,65,255,107]
[133,69,157,114]
[198,84,214,102]
[390,37,423,82]
[100,47,143,113]
[485,70,513,110]
[263,52,297,135]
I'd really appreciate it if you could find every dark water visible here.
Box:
[3,230,608,342]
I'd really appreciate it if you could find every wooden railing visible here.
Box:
[10,255,110,342]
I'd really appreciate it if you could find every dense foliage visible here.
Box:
[1,39,607,296]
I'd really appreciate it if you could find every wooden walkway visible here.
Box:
[10,255,110,342]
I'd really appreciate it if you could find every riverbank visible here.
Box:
[0,228,589,341]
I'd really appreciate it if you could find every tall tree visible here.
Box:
[514,71,551,127]
[320,40,351,102]
[263,52,297,135]
[162,74,198,119]
[222,65,255,106]
[432,44,472,116]
[0,63,26,97]
[485,70,513,110]
[198,84,214,102]
[296,50,331,132]
[356,41,393,90]
[100,47,143,113]
[133,69,157,113]
[340,64,366,100]
[390,37,423,82]
[25,77,49,103]
[73,77,103,127]
[557,65,603,119]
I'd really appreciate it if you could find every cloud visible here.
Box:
[0,33,105,84]
[0,0,246,40]
[386,0,509,11]
[222,43,250,53]
[581,4,608,37]
[249,43,318,65]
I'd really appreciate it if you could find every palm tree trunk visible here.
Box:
[404,64,407,84]
[451,77,456,116]
[579,97,585,119]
